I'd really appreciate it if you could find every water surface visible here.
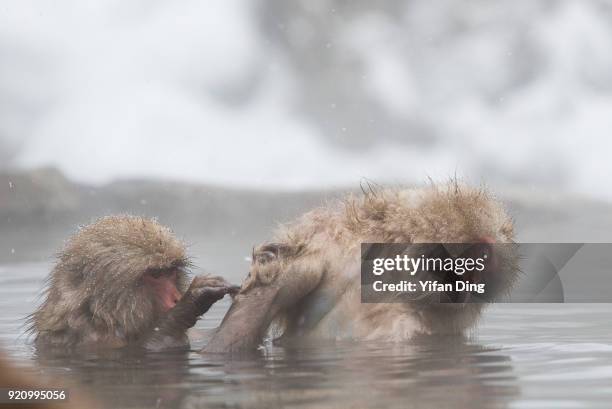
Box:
[1,262,611,409]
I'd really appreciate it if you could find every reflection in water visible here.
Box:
[34,349,194,409]
[195,338,518,409]
[4,263,612,409]
[34,337,518,409]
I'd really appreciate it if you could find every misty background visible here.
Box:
[2,7,612,408]
[2,0,612,268]
[1,0,611,199]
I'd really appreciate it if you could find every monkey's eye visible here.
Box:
[146,268,175,279]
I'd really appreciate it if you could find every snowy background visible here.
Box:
[1,0,611,199]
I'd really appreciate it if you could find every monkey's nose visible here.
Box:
[169,287,181,306]
[159,281,182,311]
[477,236,496,244]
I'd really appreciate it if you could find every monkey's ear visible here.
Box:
[254,243,292,264]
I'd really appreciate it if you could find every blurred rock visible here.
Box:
[0,168,334,264]
[1,168,611,265]
[0,167,80,221]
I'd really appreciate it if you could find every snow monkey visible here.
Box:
[203,183,518,353]
[29,215,239,351]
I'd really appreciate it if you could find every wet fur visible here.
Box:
[205,182,518,352]
[28,215,190,348]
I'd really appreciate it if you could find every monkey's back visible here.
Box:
[269,183,514,341]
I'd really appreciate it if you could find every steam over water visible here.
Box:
[1,1,612,199]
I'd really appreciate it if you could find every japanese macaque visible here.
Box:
[29,215,238,351]
[203,183,518,353]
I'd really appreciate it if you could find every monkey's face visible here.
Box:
[406,242,518,306]
[401,186,519,332]
[416,186,517,301]
[142,268,183,312]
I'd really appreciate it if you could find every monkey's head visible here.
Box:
[347,182,519,333]
[404,183,514,244]
[400,183,518,333]
[32,215,190,345]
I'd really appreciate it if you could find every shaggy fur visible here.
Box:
[29,215,190,348]
[204,182,519,353]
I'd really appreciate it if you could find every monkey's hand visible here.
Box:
[143,275,239,351]
[186,275,241,317]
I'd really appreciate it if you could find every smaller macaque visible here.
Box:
[203,182,519,353]
[29,215,238,351]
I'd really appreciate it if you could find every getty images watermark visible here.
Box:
[361,243,612,303]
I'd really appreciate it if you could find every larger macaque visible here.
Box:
[30,216,238,351]
[203,183,519,353]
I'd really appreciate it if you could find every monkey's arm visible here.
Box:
[202,253,326,354]
[200,285,281,353]
[143,276,239,351]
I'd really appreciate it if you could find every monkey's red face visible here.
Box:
[143,269,182,312]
